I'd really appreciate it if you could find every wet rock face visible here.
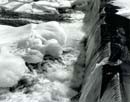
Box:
[73,0,130,102]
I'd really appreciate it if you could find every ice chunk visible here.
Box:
[0,47,28,87]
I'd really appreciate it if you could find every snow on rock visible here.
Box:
[14,3,33,13]
[0,47,28,88]
[13,2,58,14]
[2,1,23,10]
[0,0,71,14]
[32,0,71,8]
[32,1,60,8]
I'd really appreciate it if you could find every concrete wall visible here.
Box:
[72,0,130,102]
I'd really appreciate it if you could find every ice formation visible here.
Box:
[0,47,28,87]
[0,21,68,88]
[0,0,81,102]
[21,48,44,64]
[0,21,67,63]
